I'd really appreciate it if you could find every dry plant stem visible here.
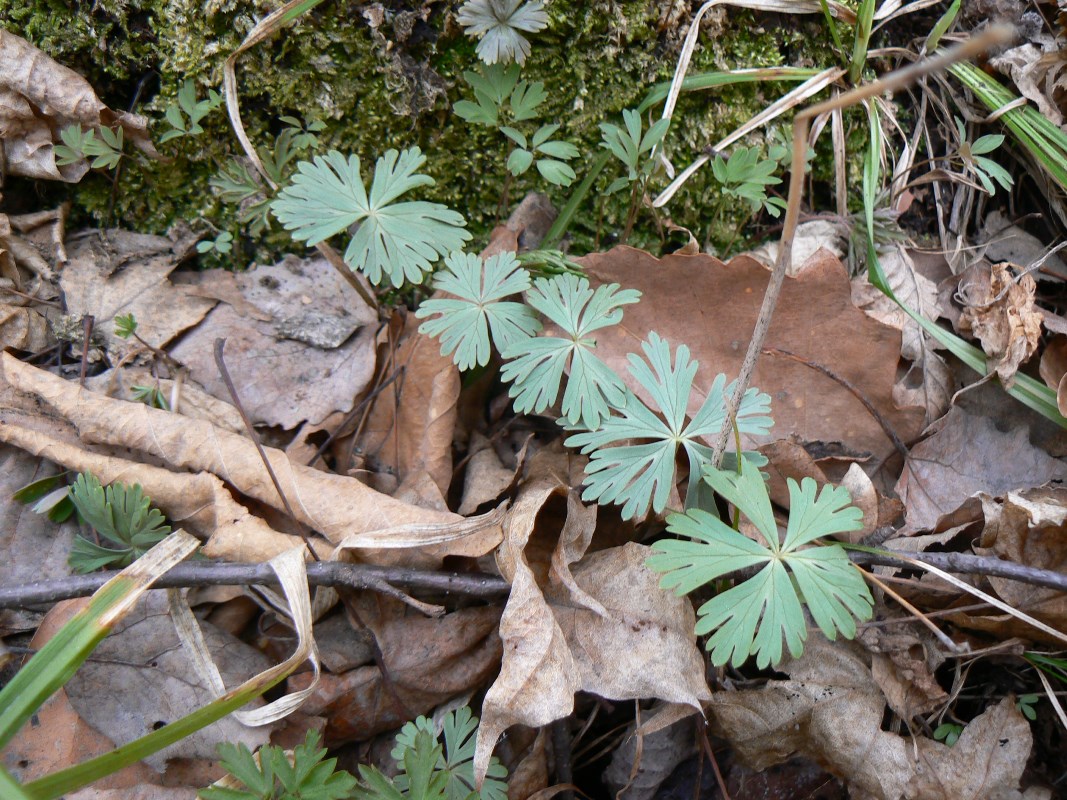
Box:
[0,561,510,609]
[550,719,575,800]
[78,314,94,388]
[852,547,1067,594]
[709,28,1012,468]
[213,338,320,561]
[861,568,962,653]
[697,726,732,800]
[316,240,379,311]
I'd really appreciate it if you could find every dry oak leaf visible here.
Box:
[708,635,1043,800]
[895,402,1067,531]
[358,311,460,499]
[474,449,710,784]
[172,255,379,429]
[0,29,156,182]
[957,262,1044,388]
[0,354,501,564]
[574,247,924,462]
[60,229,216,355]
[1038,334,1067,416]
[945,487,1067,644]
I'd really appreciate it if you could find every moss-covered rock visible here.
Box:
[1,1,842,257]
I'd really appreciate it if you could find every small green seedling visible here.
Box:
[711,146,787,218]
[160,80,223,143]
[54,124,124,170]
[197,231,234,255]
[66,472,172,573]
[933,722,963,746]
[1016,693,1039,721]
[953,117,1013,195]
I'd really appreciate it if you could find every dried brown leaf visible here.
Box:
[60,230,216,355]
[895,404,1067,531]
[359,314,460,498]
[957,262,1044,388]
[475,450,710,783]
[1039,334,1067,416]
[576,247,925,462]
[0,30,156,182]
[709,636,1037,800]
[172,256,378,429]
[0,354,500,563]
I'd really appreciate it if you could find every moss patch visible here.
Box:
[3,1,843,258]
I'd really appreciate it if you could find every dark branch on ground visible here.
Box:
[0,546,1064,611]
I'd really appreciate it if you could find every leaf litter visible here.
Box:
[5,15,1067,799]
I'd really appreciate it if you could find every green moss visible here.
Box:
[3,1,843,258]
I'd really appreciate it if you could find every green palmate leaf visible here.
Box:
[501,273,640,430]
[565,332,772,520]
[648,466,873,669]
[272,148,471,287]
[391,707,508,800]
[457,0,549,66]
[712,146,785,217]
[358,729,448,800]
[599,109,670,184]
[68,472,172,573]
[202,730,357,800]
[416,251,542,370]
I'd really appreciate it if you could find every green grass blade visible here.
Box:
[543,150,609,247]
[22,671,290,800]
[0,533,199,751]
[1,765,36,799]
[950,62,1067,190]
[637,67,820,114]
[849,0,876,84]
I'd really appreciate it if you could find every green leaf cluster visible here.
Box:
[131,383,170,410]
[200,730,356,800]
[953,117,1013,195]
[113,313,138,339]
[213,120,325,237]
[454,64,578,186]
[54,124,124,170]
[197,231,234,255]
[711,146,786,218]
[648,465,873,669]
[67,472,172,573]
[160,80,223,143]
[599,108,670,194]
[389,707,508,800]
[12,472,75,524]
[415,251,541,371]
[456,0,548,66]
[566,332,771,520]
[272,148,471,287]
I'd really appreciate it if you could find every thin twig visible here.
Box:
[850,547,1067,594]
[78,314,94,388]
[213,338,320,561]
[710,27,1013,468]
[0,561,510,609]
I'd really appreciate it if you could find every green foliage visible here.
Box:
[454,64,578,187]
[648,465,873,669]
[501,274,640,430]
[12,472,75,524]
[457,0,548,66]
[212,121,325,237]
[357,729,446,800]
[200,730,357,800]
[711,146,786,218]
[933,722,962,747]
[390,707,508,800]
[131,384,170,410]
[54,124,124,170]
[67,472,172,573]
[565,332,771,520]
[1016,693,1039,721]
[197,231,234,255]
[599,108,670,194]
[415,251,541,370]
[272,148,471,287]
[953,117,1013,196]
[113,313,138,339]
[159,80,223,143]
[501,123,579,186]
